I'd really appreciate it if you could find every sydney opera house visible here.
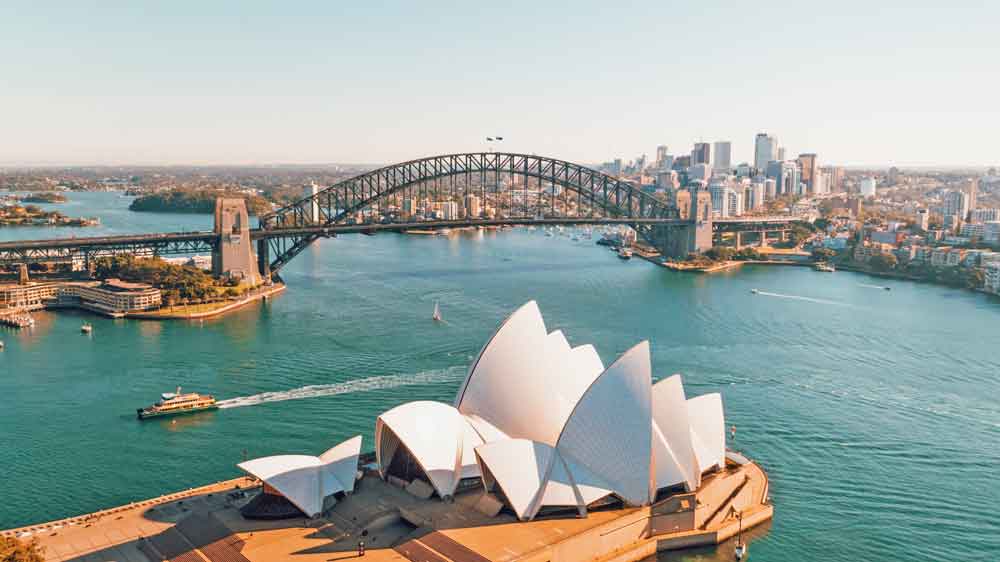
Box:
[6,301,772,562]
[232,301,773,560]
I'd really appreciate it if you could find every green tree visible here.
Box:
[812,247,837,261]
[869,253,898,272]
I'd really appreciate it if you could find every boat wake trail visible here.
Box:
[216,366,466,409]
[755,291,849,307]
[858,283,889,290]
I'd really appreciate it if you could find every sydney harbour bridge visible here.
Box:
[0,153,803,278]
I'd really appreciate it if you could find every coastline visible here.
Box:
[127,283,286,320]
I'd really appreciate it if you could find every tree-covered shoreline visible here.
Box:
[128,189,271,215]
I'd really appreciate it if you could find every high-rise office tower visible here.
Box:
[777,147,786,161]
[766,161,800,196]
[656,145,669,168]
[968,179,978,214]
[754,133,778,173]
[692,143,711,167]
[797,154,819,193]
[713,141,732,172]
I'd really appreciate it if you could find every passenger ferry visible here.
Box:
[137,387,218,419]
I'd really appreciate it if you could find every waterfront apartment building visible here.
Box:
[985,262,1000,294]
[464,194,481,218]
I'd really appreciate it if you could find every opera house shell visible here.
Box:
[371,300,731,520]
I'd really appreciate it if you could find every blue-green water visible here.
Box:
[1,193,999,561]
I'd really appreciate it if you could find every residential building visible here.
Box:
[712,141,732,172]
[439,201,459,220]
[464,194,481,218]
[985,262,1000,294]
[916,208,930,231]
[943,190,970,221]
[823,166,845,193]
[970,208,999,223]
[726,188,743,217]
[984,221,1000,244]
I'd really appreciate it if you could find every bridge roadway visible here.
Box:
[0,216,800,264]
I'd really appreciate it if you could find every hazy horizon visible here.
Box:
[3,1,998,168]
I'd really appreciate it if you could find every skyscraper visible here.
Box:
[766,161,799,196]
[713,141,732,172]
[797,153,819,193]
[656,145,669,169]
[754,133,778,173]
[691,143,711,167]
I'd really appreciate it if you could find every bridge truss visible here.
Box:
[257,152,679,273]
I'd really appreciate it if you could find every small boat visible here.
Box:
[137,386,218,420]
[884,286,891,291]
[751,289,759,294]
[0,341,5,350]
[813,262,835,272]
[734,511,747,560]
[432,301,443,322]
[81,323,93,334]
[617,247,633,260]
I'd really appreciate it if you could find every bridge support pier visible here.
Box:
[649,190,713,259]
[212,199,261,285]
[257,239,271,282]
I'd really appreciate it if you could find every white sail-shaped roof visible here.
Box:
[319,435,363,495]
[651,375,699,491]
[238,435,362,518]
[474,439,552,520]
[556,341,653,506]
[375,401,482,498]
[455,301,605,446]
[687,393,726,474]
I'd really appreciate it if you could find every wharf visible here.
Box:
[2,455,771,562]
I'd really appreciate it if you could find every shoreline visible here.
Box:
[127,283,286,320]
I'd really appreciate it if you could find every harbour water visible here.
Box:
[1,193,999,561]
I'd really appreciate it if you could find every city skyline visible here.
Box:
[2,1,998,167]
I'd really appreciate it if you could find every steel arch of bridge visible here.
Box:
[258,152,677,272]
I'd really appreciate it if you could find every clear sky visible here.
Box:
[2,1,997,167]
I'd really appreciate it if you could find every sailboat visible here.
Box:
[432,301,443,322]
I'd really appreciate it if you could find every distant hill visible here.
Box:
[129,190,271,215]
